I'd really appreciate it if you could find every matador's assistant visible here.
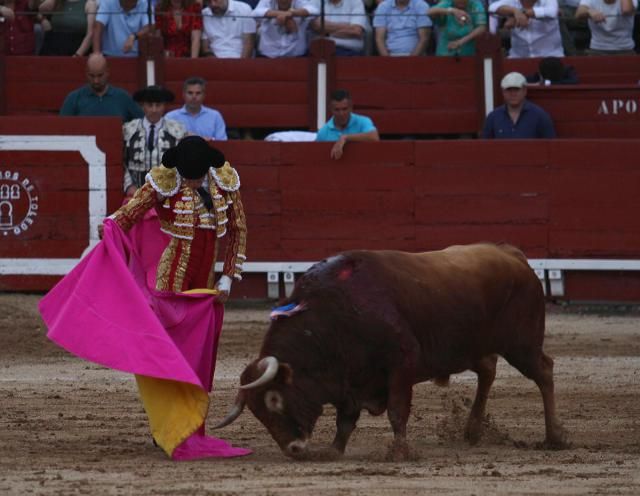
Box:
[39,136,250,460]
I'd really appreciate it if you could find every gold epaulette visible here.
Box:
[147,166,180,197]
[211,162,240,192]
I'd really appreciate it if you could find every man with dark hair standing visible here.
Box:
[165,77,228,141]
[316,89,379,159]
[482,72,556,139]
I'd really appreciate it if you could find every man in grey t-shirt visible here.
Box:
[575,0,637,54]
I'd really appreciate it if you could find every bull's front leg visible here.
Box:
[385,368,414,461]
[331,408,361,454]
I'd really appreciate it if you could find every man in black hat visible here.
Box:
[94,135,248,458]
[122,85,187,197]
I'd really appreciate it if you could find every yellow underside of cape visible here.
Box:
[135,375,209,457]
[182,288,220,295]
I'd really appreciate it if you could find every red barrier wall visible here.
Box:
[2,119,640,301]
[526,85,640,138]
[335,56,481,135]
[162,58,312,129]
[0,117,123,290]
[3,54,639,138]
[504,55,640,84]
[4,57,140,115]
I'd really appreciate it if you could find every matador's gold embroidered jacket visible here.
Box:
[109,163,247,292]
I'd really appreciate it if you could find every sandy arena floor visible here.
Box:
[1,293,639,495]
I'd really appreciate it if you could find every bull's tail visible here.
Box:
[433,375,450,387]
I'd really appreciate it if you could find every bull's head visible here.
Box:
[214,356,323,459]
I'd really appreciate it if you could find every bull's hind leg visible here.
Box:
[465,354,498,445]
[504,349,569,449]
[385,368,414,461]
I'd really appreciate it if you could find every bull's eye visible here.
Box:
[264,390,285,413]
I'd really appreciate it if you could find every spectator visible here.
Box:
[0,0,47,54]
[373,0,432,56]
[489,0,564,57]
[201,0,256,58]
[122,85,187,197]
[252,0,319,58]
[576,0,637,55]
[482,72,556,139]
[93,0,152,57]
[60,53,143,121]
[39,0,98,56]
[428,0,486,56]
[316,89,379,160]
[526,56,579,84]
[155,0,202,58]
[557,0,589,54]
[309,0,368,56]
[165,77,228,140]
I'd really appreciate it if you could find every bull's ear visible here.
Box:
[276,363,294,385]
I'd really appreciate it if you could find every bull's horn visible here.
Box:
[212,391,246,429]
[240,356,279,390]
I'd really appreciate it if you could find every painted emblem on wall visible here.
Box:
[0,170,39,236]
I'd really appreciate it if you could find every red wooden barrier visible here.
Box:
[162,58,312,129]
[4,57,141,115]
[2,50,639,137]
[335,56,480,135]
[504,55,640,85]
[527,85,640,138]
[0,117,123,290]
[2,122,640,300]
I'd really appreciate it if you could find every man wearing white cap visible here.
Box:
[482,72,556,139]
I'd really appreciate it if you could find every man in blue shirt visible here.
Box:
[93,0,152,57]
[482,72,557,139]
[165,77,228,141]
[373,0,432,56]
[316,89,379,159]
[60,54,143,122]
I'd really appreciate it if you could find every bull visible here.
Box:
[215,244,569,460]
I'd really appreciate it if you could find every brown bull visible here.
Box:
[216,244,569,460]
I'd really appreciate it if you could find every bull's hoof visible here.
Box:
[542,433,571,450]
[311,447,343,461]
[543,424,571,450]
[385,440,410,462]
[464,419,484,445]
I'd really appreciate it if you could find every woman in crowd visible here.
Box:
[428,0,486,56]
[155,0,202,58]
[1,0,48,54]
[39,0,98,56]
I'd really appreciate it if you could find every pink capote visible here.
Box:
[39,213,251,460]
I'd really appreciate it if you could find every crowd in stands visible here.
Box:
[1,0,638,57]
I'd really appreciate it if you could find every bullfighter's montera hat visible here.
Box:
[161,136,226,179]
[133,85,175,103]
